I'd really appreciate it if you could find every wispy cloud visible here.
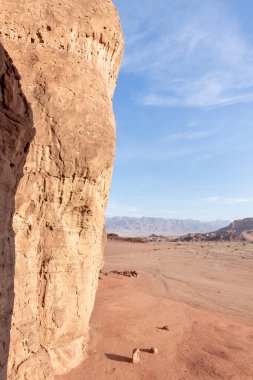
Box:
[107,201,141,217]
[116,0,253,108]
[159,129,217,142]
[118,131,253,162]
[205,197,253,205]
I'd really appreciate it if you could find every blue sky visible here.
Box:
[108,0,253,221]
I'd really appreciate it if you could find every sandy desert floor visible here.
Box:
[58,241,253,380]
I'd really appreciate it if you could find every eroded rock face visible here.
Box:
[0,43,34,380]
[0,1,123,378]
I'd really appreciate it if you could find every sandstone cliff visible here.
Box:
[0,1,123,379]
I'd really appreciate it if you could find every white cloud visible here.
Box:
[142,89,253,108]
[107,201,141,217]
[206,197,221,203]
[118,132,253,162]
[205,197,253,205]
[159,129,217,142]
[116,0,253,108]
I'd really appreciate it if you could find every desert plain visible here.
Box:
[58,240,253,380]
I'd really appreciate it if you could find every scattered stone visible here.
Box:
[110,270,138,277]
[150,347,159,354]
[162,325,169,331]
[132,348,140,364]
[107,233,119,239]
[107,234,146,243]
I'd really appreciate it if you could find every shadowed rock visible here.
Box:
[0,42,35,380]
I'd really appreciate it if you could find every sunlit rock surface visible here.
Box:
[0,1,123,378]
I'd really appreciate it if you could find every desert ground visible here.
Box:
[58,241,253,380]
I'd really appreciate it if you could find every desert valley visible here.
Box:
[57,219,253,379]
[58,236,253,380]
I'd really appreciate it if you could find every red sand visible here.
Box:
[58,241,253,380]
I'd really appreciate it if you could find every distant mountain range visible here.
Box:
[106,216,230,237]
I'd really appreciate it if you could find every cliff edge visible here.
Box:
[0,1,123,378]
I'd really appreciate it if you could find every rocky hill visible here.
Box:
[173,218,253,243]
[106,216,229,236]
[217,218,253,235]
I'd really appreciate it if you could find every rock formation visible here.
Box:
[0,0,123,379]
[172,218,253,243]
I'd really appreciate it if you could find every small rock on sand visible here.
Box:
[132,348,140,364]
[162,325,169,331]
[151,347,159,354]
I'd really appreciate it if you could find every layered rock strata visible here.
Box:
[0,1,123,378]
